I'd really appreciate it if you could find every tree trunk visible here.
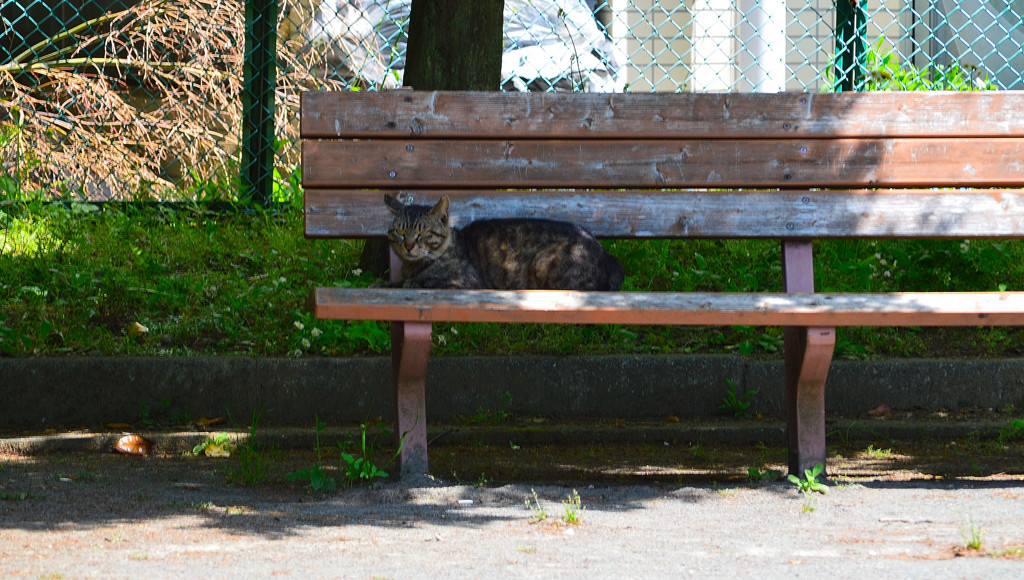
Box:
[404,0,504,90]
[360,0,505,276]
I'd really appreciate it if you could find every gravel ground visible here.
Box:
[3,425,1024,579]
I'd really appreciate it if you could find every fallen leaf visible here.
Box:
[867,404,892,418]
[204,443,231,457]
[667,415,680,423]
[193,417,226,429]
[114,434,154,456]
[127,322,149,337]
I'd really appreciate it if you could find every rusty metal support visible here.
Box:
[390,249,431,478]
[781,240,836,476]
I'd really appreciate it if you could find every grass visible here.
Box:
[719,379,757,418]
[525,489,547,523]
[864,444,893,459]
[1,200,1023,359]
[962,516,984,550]
[227,410,272,487]
[561,489,585,524]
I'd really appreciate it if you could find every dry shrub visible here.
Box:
[1,0,347,200]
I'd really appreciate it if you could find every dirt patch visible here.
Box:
[3,416,1024,491]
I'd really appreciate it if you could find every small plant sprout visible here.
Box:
[192,432,231,457]
[802,496,817,513]
[719,379,757,418]
[788,464,829,494]
[961,516,983,550]
[562,489,585,525]
[525,489,547,523]
[865,444,893,458]
[339,422,403,486]
[747,467,782,484]
[228,409,271,487]
[286,416,338,492]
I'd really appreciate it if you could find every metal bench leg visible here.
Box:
[391,320,431,478]
[782,240,836,476]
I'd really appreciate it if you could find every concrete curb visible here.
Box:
[2,355,1023,429]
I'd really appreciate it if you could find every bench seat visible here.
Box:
[311,288,1024,327]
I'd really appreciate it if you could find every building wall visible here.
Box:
[610,0,942,92]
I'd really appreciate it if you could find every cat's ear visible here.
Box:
[429,196,450,224]
[384,193,405,215]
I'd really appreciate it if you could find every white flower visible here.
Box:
[301,338,311,348]
[883,271,891,278]
[450,327,458,335]
[351,268,363,276]
[437,334,447,346]
[294,321,304,330]
[311,328,322,338]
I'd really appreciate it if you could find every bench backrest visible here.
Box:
[302,90,1024,240]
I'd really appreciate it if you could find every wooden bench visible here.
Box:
[302,89,1024,479]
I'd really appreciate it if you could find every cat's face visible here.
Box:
[385,195,453,263]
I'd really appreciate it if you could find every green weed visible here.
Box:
[287,420,399,490]
[747,467,782,484]
[452,471,491,488]
[458,391,514,425]
[788,464,829,494]
[720,379,757,418]
[864,444,893,458]
[339,422,400,486]
[562,489,585,525]
[1,492,40,501]
[962,516,984,550]
[802,496,818,513]
[997,418,1024,443]
[227,410,272,487]
[525,489,547,523]
[287,416,338,492]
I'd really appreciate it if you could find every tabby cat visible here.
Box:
[384,195,623,291]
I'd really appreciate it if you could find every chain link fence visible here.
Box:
[2,0,1022,201]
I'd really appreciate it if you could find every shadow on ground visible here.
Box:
[3,415,1024,539]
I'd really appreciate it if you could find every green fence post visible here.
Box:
[834,0,867,91]
[240,0,278,206]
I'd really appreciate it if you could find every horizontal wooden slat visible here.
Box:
[310,288,1024,327]
[302,138,1024,190]
[301,90,1024,140]
[304,189,1024,239]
